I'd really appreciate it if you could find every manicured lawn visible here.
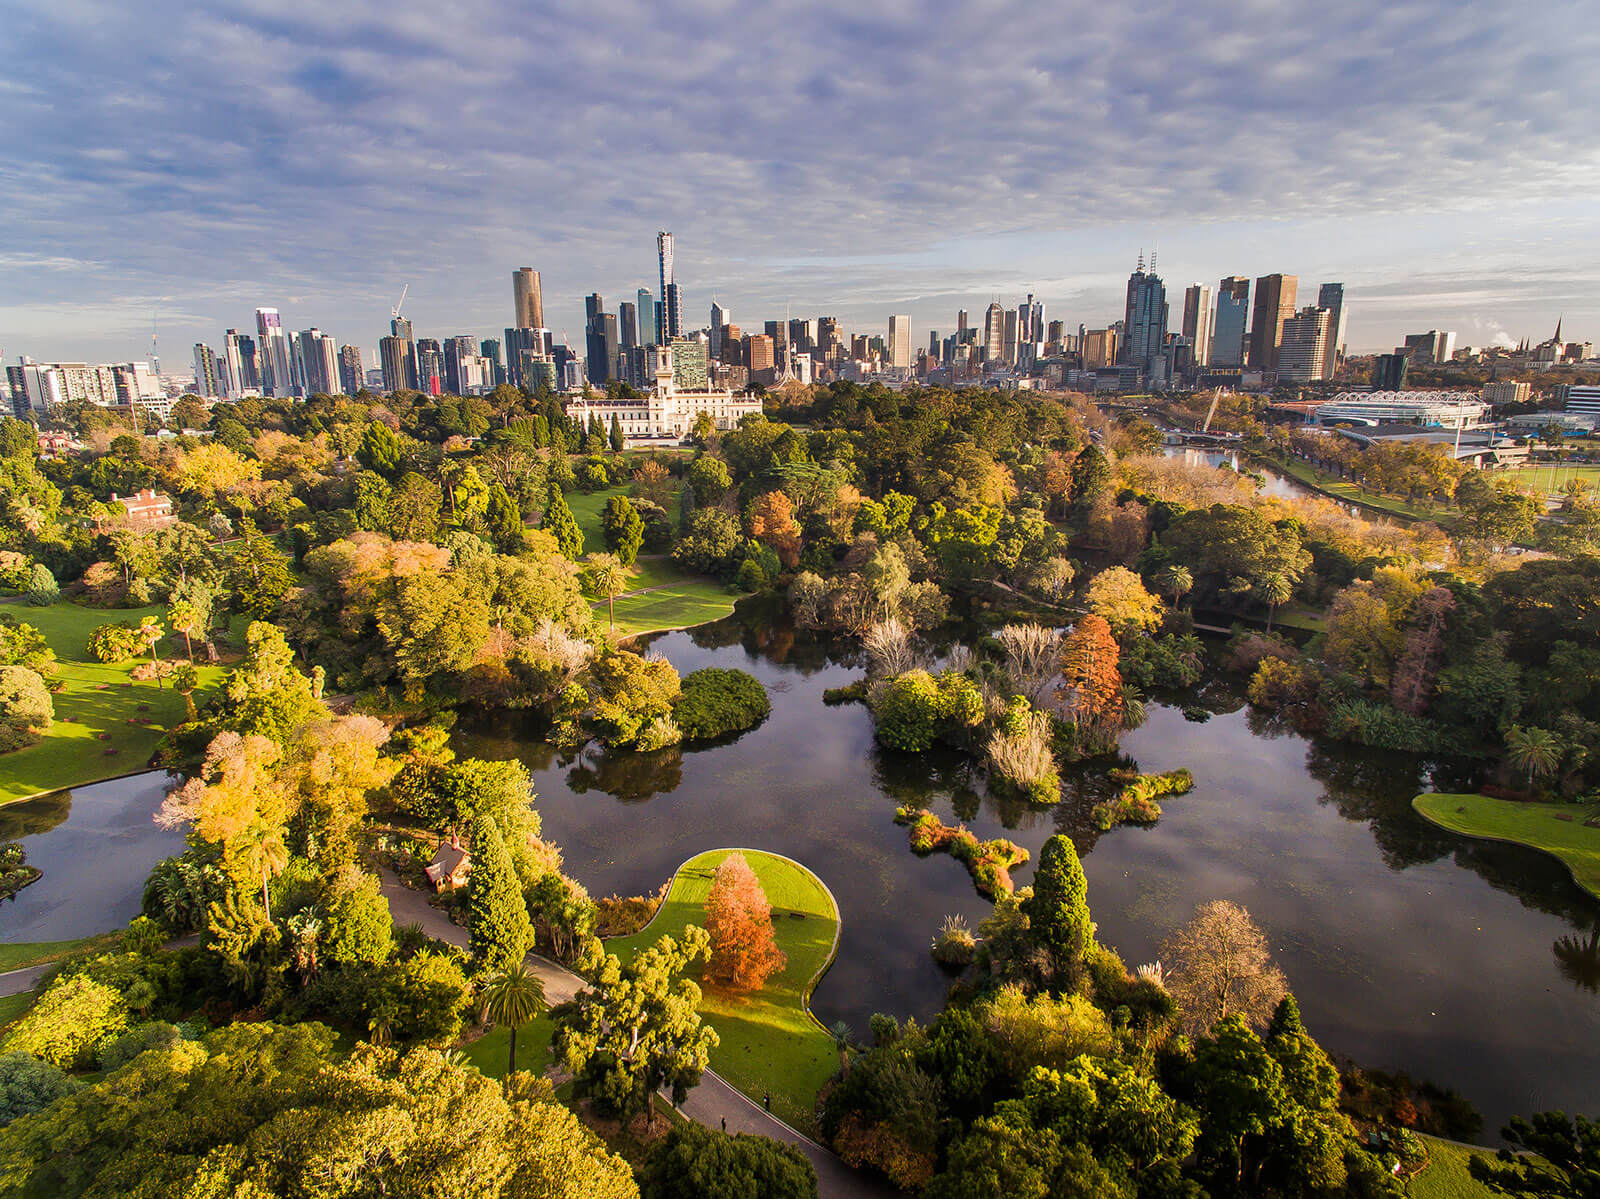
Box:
[605,580,739,638]
[1501,463,1600,497]
[1268,455,1456,525]
[462,1010,559,1080]
[0,932,120,974]
[1409,1135,1497,1199]
[606,849,841,1135]
[1413,793,1600,900]
[0,601,227,805]
[0,991,34,1028]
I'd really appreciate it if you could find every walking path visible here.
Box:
[377,868,890,1198]
[0,964,51,997]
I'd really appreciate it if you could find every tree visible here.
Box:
[24,563,57,606]
[1157,563,1193,608]
[553,927,719,1130]
[226,520,293,619]
[1470,1110,1600,1197]
[1085,567,1164,635]
[1,974,128,1068]
[481,961,548,1075]
[324,867,394,966]
[1070,444,1110,511]
[221,621,325,746]
[0,666,52,752]
[1505,724,1562,792]
[1023,835,1093,987]
[640,1124,818,1199]
[748,490,802,569]
[542,482,584,560]
[1322,581,1403,688]
[166,596,202,659]
[470,814,535,973]
[589,650,682,749]
[1254,570,1293,633]
[357,420,407,477]
[1161,900,1288,1036]
[688,455,732,506]
[703,852,787,992]
[0,1052,79,1127]
[485,483,524,552]
[584,553,630,629]
[601,495,645,566]
[609,413,625,452]
[1056,615,1124,746]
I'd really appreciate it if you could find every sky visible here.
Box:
[4,0,1599,368]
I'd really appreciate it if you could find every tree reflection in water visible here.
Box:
[1554,927,1600,993]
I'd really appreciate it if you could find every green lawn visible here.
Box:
[1500,463,1600,497]
[0,932,121,974]
[1409,1135,1497,1199]
[1267,455,1457,524]
[462,1009,559,1080]
[1413,793,1600,900]
[606,849,841,1135]
[0,991,34,1028]
[0,601,227,805]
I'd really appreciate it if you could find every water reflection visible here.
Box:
[453,611,1600,1138]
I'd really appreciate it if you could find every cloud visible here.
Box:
[2,0,1598,361]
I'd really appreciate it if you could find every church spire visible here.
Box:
[1555,314,1563,344]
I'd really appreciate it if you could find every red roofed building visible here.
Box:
[112,489,177,528]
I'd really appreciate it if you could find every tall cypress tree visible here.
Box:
[469,814,533,973]
[1023,834,1093,985]
[609,413,625,452]
[541,482,584,559]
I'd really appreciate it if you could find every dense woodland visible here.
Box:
[1,378,1598,1197]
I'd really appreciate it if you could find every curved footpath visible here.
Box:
[377,868,891,1199]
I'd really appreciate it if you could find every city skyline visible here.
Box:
[4,0,1599,363]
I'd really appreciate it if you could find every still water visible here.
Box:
[0,771,184,941]
[458,616,1600,1138]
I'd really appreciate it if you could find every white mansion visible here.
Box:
[563,345,762,445]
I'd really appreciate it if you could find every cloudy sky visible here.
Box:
[5,0,1599,367]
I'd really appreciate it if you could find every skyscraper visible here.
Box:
[1316,283,1347,379]
[1003,309,1019,365]
[1121,257,1169,377]
[255,308,294,398]
[339,345,364,395]
[1211,277,1250,367]
[888,315,912,368]
[710,301,730,360]
[585,293,604,324]
[586,313,618,384]
[620,302,639,350]
[957,309,969,334]
[1249,274,1298,372]
[1181,284,1214,368]
[444,334,479,394]
[299,329,339,396]
[192,344,222,397]
[637,288,656,348]
[1372,353,1409,390]
[222,330,257,396]
[670,337,708,390]
[817,317,841,362]
[657,232,682,343]
[479,338,504,387]
[415,339,444,395]
[512,267,544,330]
[1278,307,1332,382]
[983,303,1004,363]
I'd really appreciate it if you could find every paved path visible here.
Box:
[0,964,51,997]
[378,869,891,1198]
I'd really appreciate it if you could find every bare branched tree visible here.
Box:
[863,618,920,677]
[1160,900,1288,1037]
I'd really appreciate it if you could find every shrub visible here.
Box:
[98,1021,184,1071]
[673,668,771,742]
[595,884,668,937]
[86,622,141,663]
[2,975,129,1068]
[872,671,942,751]
[24,564,57,606]
[0,666,52,752]
[1091,768,1195,830]
[1247,657,1318,709]
[641,1122,818,1199]
[893,808,1028,897]
[930,915,976,968]
[0,1052,78,1126]
[323,869,394,968]
[985,698,1061,804]
[1324,699,1455,754]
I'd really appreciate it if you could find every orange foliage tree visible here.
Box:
[748,491,802,569]
[703,852,787,991]
[1057,613,1124,752]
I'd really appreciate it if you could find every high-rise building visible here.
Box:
[586,313,618,384]
[1211,278,1250,367]
[1403,329,1456,366]
[817,316,841,362]
[444,335,477,394]
[479,338,504,387]
[957,309,969,334]
[748,334,776,375]
[637,288,656,347]
[1249,274,1298,372]
[503,327,549,387]
[255,308,294,398]
[619,302,639,350]
[1002,309,1019,365]
[709,301,730,360]
[1082,328,1119,369]
[339,345,364,394]
[1316,283,1347,379]
[192,344,223,397]
[416,339,444,395]
[299,328,339,396]
[657,232,682,343]
[1372,353,1409,391]
[669,337,708,390]
[222,329,257,396]
[1277,307,1332,383]
[513,267,544,330]
[585,293,604,324]
[1181,284,1214,368]
[1121,257,1169,377]
[983,303,1004,363]
[888,315,912,369]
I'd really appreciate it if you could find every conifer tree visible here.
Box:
[703,853,786,991]
[1023,834,1092,987]
[541,482,584,559]
[609,413,625,452]
[469,814,533,973]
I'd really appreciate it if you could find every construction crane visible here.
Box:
[391,284,409,323]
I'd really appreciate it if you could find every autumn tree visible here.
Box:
[1161,900,1288,1036]
[1322,581,1404,688]
[748,490,802,569]
[1056,615,1124,750]
[703,852,787,991]
[1085,566,1164,636]
[1390,585,1458,715]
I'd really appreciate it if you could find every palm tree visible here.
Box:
[830,1021,853,1075]
[480,963,547,1075]
[235,823,288,921]
[1505,725,1561,793]
[1255,571,1293,634]
[1119,684,1148,732]
[1554,928,1600,993]
[583,553,629,629]
[1158,564,1193,609]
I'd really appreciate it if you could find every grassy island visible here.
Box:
[1413,793,1600,900]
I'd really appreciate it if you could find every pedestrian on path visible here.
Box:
[763,1093,771,1113]
[721,1117,726,1132]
